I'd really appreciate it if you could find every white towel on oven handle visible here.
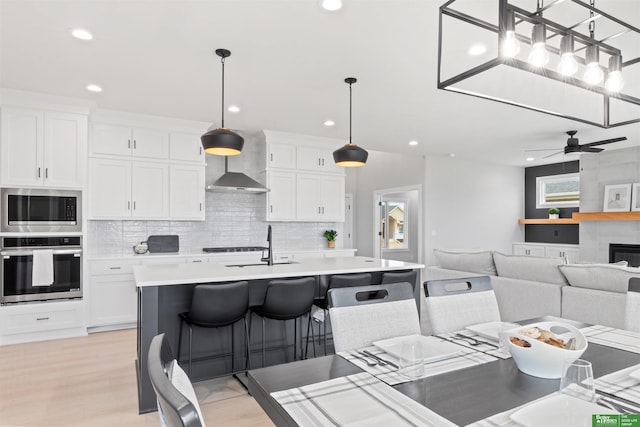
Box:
[32,249,54,287]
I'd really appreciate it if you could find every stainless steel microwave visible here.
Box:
[1,188,82,233]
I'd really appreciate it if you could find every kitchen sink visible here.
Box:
[225,261,298,268]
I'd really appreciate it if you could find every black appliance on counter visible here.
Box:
[1,236,82,304]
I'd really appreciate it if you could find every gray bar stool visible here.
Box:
[314,272,372,354]
[177,281,250,378]
[381,270,418,291]
[249,277,316,367]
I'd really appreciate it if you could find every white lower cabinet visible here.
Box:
[512,243,579,261]
[0,300,85,345]
[88,259,138,327]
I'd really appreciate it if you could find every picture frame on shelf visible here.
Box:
[632,183,640,212]
[603,184,632,212]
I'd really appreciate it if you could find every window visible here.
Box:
[380,201,408,250]
[536,173,580,209]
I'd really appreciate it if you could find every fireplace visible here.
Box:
[609,244,640,267]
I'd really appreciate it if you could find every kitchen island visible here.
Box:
[134,256,424,413]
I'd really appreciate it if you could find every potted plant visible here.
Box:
[323,230,338,248]
[549,207,560,219]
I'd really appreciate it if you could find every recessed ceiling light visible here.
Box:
[227,105,240,113]
[324,120,335,127]
[71,29,93,40]
[526,157,535,162]
[468,44,487,56]
[409,140,418,146]
[449,153,456,158]
[86,84,102,92]
[320,0,342,11]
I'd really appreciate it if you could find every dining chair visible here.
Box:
[148,333,205,427]
[625,277,640,332]
[327,282,421,352]
[423,276,501,335]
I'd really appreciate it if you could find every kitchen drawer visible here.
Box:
[91,259,139,275]
[185,256,209,264]
[2,302,83,335]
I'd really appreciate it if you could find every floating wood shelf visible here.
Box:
[572,211,640,221]
[517,218,579,224]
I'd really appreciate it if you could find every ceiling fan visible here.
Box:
[526,131,627,159]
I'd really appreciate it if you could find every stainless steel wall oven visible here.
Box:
[1,236,82,304]
[1,188,82,233]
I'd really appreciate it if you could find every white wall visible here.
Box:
[352,150,426,257]
[423,156,524,265]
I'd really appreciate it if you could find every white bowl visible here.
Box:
[505,321,587,379]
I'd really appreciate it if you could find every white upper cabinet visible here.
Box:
[267,171,296,221]
[89,158,169,219]
[169,132,205,163]
[268,142,296,169]
[296,146,341,173]
[169,164,205,220]
[91,123,169,159]
[1,107,86,188]
[296,174,345,222]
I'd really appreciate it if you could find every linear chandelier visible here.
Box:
[438,0,640,128]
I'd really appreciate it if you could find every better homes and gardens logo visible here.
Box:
[593,414,640,426]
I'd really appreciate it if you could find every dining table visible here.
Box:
[247,317,640,426]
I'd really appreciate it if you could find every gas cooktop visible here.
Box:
[203,246,268,253]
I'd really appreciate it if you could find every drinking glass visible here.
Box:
[559,359,595,402]
[399,337,425,380]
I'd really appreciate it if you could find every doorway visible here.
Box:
[373,186,422,263]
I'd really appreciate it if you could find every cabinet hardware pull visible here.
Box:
[318,158,321,166]
[133,201,136,210]
[270,205,273,213]
[192,260,202,263]
[128,139,131,149]
[45,168,48,179]
[322,158,325,166]
[322,206,325,214]
[36,317,49,321]
[270,153,273,162]
[133,140,137,149]
[109,266,122,270]
[318,206,321,214]
[199,147,202,155]
[37,167,41,178]
[128,201,131,210]
[199,203,202,211]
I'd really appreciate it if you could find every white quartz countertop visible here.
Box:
[88,248,356,261]
[133,256,424,287]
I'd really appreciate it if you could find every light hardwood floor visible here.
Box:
[0,329,274,427]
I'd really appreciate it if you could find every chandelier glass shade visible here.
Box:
[438,0,640,128]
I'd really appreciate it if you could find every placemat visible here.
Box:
[581,325,640,354]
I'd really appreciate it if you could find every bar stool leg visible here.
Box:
[188,325,193,376]
[177,319,184,365]
[293,316,298,361]
[244,316,251,370]
[230,322,235,373]
[261,317,266,368]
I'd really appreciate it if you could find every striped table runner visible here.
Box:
[271,372,457,427]
[580,325,640,353]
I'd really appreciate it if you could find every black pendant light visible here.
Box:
[333,77,368,167]
[201,49,244,156]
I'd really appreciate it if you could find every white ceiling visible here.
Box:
[1,0,639,167]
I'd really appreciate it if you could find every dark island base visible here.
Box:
[136,271,420,414]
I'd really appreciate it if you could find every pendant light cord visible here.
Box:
[349,81,353,144]
[589,0,595,38]
[220,55,226,129]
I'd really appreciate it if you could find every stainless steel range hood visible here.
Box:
[206,156,269,193]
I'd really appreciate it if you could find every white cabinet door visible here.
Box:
[296,174,322,220]
[91,124,169,159]
[320,175,345,221]
[92,123,133,156]
[297,146,341,173]
[43,112,86,188]
[169,164,205,220]
[169,132,204,163]
[545,245,580,262]
[0,107,42,186]
[89,274,137,326]
[132,161,169,218]
[90,158,133,218]
[296,174,345,221]
[267,171,296,221]
[268,143,296,169]
[132,128,169,159]
[512,244,546,257]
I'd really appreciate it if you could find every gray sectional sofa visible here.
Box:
[424,249,640,334]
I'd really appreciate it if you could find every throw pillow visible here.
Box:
[433,249,497,275]
[559,263,640,294]
[493,252,567,285]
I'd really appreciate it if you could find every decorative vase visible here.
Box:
[549,214,559,219]
[328,240,335,248]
